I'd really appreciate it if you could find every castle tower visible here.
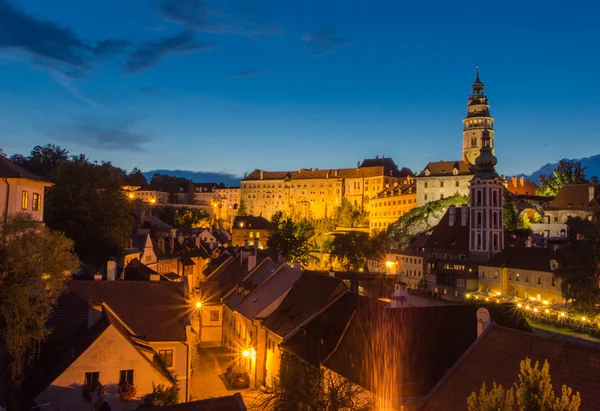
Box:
[469,127,503,261]
[462,67,494,166]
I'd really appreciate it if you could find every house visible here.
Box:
[420,323,600,411]
[478,246,564,304]
[281,294,529,409]
[222,260,302,387]
[395,233,429,289]
[415,160,473,207]
[369,178,417,233]
[148,393,247,410]
[42,281,193,403]
[231,216,273,248]
[34,304,177,411]
[505,175,539,196]
[545,184,600,224]
[260,271,347,385]
[0,155,52,222]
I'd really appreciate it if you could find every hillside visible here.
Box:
[527,153,600,182]
[143,169,241,186]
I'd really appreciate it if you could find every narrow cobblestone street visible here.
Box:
[189,342,259,408]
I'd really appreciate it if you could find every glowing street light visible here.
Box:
[150,198,156,204]
[385,261,394,268]
[242,349,250,358]
[195,301,202,309]
[560,312,566,318]
[128,193,134,199]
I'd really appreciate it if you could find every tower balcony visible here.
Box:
[464,123,494,131]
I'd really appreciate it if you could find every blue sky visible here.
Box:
[1,0,599,179]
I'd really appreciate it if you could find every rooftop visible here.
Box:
[548,183,600,211]
[421,324,600,411]
[418,160,473,178]
[0,155,51,183]
[481,246,562,272]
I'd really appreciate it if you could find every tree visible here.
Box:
[187,180,196,205]
[468,358,581,411]
[237,201,248,216]
[123,167,148,187]
[139,383,179,407]
[329,232,372,271]
[45,157,133,265]
[0,214,79,405]
[504,195,519,232]
[9,144,70,178]
[554,216,600,311]
[253,351,373,411]
[334,199,368,228]
[267,212,315,266]
[174,209,210,228]
[536,160,592,197]
[518,213,531,229]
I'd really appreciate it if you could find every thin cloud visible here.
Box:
[49,71,101,106]
[40,117,154,152]
[124,30,217,74]
[0,0,128,77]
[302,29,351,57]
[155,0,281,39]
[232,69,268,78]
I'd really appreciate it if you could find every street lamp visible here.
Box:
[194,301,202,345]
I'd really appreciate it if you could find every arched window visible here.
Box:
[493,212,498,228]
[431,253,437,260]
[477,234,482,249]
[492,190,498,206]
[476,190,482,206]
[445,254,451,260]
[477,212,482,227]
[459,254,466,261]
[493,233,498,249]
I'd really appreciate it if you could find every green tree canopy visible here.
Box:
[334,198,368,228]
[0,214,79,392]
[237,200,248,216]
[536,160,594,197]
[468,358,581,411]
[329,231,372,271]
[9,144,70,178]
[45,156,134,265]
[267,212,316,266]
[123,167,148,187]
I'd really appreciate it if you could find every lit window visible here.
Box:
[85,372,100,387]
[159,349,174,367]
[32,193,40,211]
[21,191,28,210]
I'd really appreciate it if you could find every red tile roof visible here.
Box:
[0,155,51,183]
[424,207,470,253]
[421,324,600,411]
[548,184,600,211]
[505,176,539,196]
[481,246,563,272]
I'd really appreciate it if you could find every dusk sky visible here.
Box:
[1,0,599,180]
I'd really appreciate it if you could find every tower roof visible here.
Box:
[473,128,498,179]
[471,65,485,95]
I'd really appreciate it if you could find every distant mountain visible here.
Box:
[526,154,600,182]
[143,169,242,187]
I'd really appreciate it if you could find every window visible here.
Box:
[159,349,174,367]
[477,212,482,227]
[471,137,477,147]
[210,310,219,322]
[551,275,556,287]
[537,276,541,285]
[85,372,100,387]
[455,181,459,187]
[440,182,444,188]
[424,194,428,201]
[424,182,428,188]
[145,256,152,262]
[516,273,520,282]
[119,369,134,386]
[32,193,40,211]
[21,191,28,210]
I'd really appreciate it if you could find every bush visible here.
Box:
[118,382,137,401]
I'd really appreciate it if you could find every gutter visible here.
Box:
[2,177,9,246]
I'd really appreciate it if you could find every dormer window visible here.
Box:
[425,170,430,176]
[550,260,558,271]
[453,168,458,175]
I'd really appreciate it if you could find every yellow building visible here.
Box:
[241,157,414,220]
[231,215,272,248]
[369,178,416,232]
[478,247,564,304]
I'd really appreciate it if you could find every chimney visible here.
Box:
[590,186,595,202]
[244,171,247,178]
[389,170,392,176]
[382,154,385,159]
[248,252,257,272]
[158,238,166,254]
[520,175,525,187]
[448,205,457,227]
[88,304,103,329]
[253,237,259,249]
[178,232,184,245]
[394,181,398,187]
[335,170,338,177]
[526,236,532,247]
[293,261,302,271]
[390,283,408,308]
[476,308,491,337]
[260,170,264,180]
[150,274,161,282]
[170,229,176,251]
[106,258,117,281]
[461,205,469,226]
[194,235,200,249]
[512,176,517,187]
[376,155,379,159]
[94,273,103,281]
[329,267,335,277]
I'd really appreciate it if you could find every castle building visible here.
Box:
[369,177,417,232]
[240,157,413,220]
[468,127,504,261]
[416,68,495,207]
